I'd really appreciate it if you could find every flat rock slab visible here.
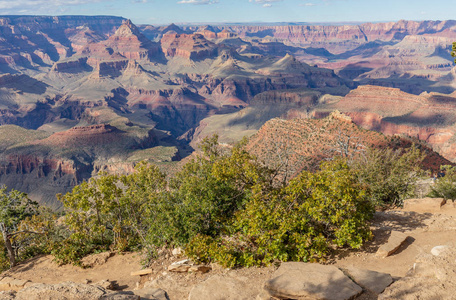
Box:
[402,198,445,213]
[14,282,139,300]
[344,267,393,294]
[133,287,168,300]
[376,231,409,258]
[189,275,263,300]
[264,262,362,300]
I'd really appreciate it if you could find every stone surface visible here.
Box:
[167,264,190,273]
[344,267,393,294]
[189,275,263,300]
[81,252,114,268]
[188,265,211,274]
[381,246,456,299]
[376,231,409,258]
[13,282,140,300]
[171,248,182,256]
[264,262,362,300]
[94,280,114,290]
[133,287,168,300]
[402,198,446,213]
[15,282,107,299]
[130,269,152,276]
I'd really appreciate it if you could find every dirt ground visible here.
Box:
[2,207,455,299]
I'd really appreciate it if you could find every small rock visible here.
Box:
[94,280,114,290]
[133,287,168,300]
[189,265,211,273]
[376,231,409,258]
[431,245,450,256]
[344,267,393,294]
[264,262,362,300]
[172,247,182,256]
[168,264,190,273]
[172,259,190,265]
[130,269,152,276]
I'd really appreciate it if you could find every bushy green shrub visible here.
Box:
[428,165,456,200]
[186,159,374,267]
[350,146,425,207]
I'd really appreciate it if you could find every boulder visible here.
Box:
[133,287,168,300]
[189,275,263,300]
[402,198,445,213]
[343,267,393,294]
[376,231,409,258]
[264,262,362,300]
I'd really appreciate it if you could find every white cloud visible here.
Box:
[249,0,282,3]
[303,2,315,6]
[177,0,219,4]
[249,0,282,7]
[0,0,109,10]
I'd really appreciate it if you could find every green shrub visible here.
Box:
[187,159,374,267]
[351,146,425,207]
[428,165,456,200]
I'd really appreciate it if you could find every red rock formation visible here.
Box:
[315,85,456,162]
[160,33,218,60]
[80,19,161,64]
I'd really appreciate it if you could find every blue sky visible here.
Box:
[0,0,455,25]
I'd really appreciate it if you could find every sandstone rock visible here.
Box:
[188,265,211,274]
[189,275,263,300]
[15,282,139,300]
[94,280,114,290]
[167,264,190,273]
[15,282,107,299]
[376,231,409,258]
[133,287,168,300]
[81,252,114,268]
[130,269,152,276]
[343,267,393,294]
[402,198,446,213]
[171,247,182,256]
[264,262,362,300]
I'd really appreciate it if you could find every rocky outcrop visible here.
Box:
[160,33,218,60]
[80,19,161,64]
[264,262,363,300]
[315,85,456,162]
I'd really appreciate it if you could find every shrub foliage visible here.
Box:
[1,135,427,268]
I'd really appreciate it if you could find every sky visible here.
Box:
[0,0,455,25]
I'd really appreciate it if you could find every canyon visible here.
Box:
[1,16,456,205]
